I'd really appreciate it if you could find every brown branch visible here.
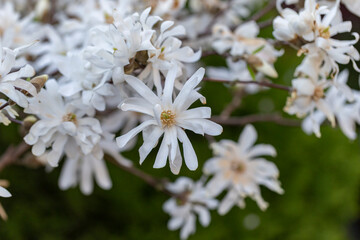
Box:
[105,154,207,205]
[6,115,23,125]
[204,78,292,92]
[0,142,31,172]
[220,88,245,118]
[258,18,274,28]
[250,0,277,22]
[211,114,301,127]
[0,102,9,111]
[105,154,176,198]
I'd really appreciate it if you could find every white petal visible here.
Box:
[238,124,257,152]
[116,120,156,148]
[177,128,198,170]
[0,186,11,198]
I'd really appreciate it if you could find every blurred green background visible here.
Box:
[1,2,360,240]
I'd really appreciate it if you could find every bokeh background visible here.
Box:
[1,2,360,240]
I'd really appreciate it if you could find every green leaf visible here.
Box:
[247,65,256,80]
[252,45,265,55]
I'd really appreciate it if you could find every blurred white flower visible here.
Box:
[163,177,218,240]
[203,125,283,214]
[212,21,280,78]
[302,70,358,138]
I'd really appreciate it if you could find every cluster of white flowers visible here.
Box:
[0,0,360,239]
[163,125,282,239]
[274,0,360,137]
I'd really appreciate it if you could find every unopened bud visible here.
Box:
[35,0,50,21]
[23,115,37,130]
[246,55,263,68]
[256,61,278,78]
[30,75,48,93]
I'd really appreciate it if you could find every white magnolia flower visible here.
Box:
[279,0,360,17]
[116,67,223,174]
[139,19,201,95]
[0,2,43,49]
[203,125,283,214]
[275,0,360,74]
[163,177,218,240]
[24,79,103,167]
[212,21,280,78]
[58,142,111,195]
[274,0,317,41]
[301,70,357,138]
[84,8,157,84]
[284,76,335,129]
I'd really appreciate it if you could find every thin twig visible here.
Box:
[250,0,277,21]
[220,88,245,118]
[0,142,31,172]
[0,102,9,111]
[105,155,176,198]
[211,114,301,127]
[203,78,292,92]
[6,115,23,125]
[258,18,274,28]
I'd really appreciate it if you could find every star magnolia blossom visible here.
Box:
[284,76,335,129]
[203,125,283,214]
[84,8,157,84]
[163,177,218,240]
[274,0,360,75]
[24,79,103,167]
[302,70,358,139]
[280,0,360,17]
[139,19,201,95]
[212,21,280,78]
[116,67,223,174]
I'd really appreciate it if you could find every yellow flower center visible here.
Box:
[63,113,77,124]
[230,161,246,174]
[160,110,176,128]
[319,26,330,39]
[312,86,324,101]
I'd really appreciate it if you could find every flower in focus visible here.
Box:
[116,67,223,174]
[24,79,103,167]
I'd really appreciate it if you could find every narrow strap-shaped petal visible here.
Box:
[124,75,160,105]
[139,126,163,164]
[153,133,169,169]
[116,120,156,148]
[177,128,198,170]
